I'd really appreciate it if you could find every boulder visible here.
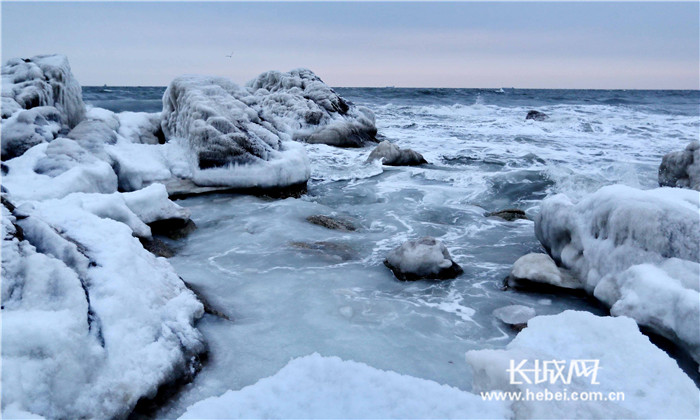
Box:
[306,215,357,231]
[658,141,700,190]
[384,237,463,281]
[366,141,427,166]
[247,68,377,148]
[525,110,548,121]
[485,208,528,221]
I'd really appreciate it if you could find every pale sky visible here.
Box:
[2,1,698,89]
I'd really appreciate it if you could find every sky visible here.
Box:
[2,1,698,89]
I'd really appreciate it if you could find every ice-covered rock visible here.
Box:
[1,106,62,159]
[1,193,206,419]
[247,68,377,147]
[2,54,85,128]
[492,305,536,328]
[384,237,463,280]
[161,75,310,190]
[366,140,427,166]
[506,253,582,290]
[535,185,700,361]
[658,140,700,190]
[179,353,511,419]
[466,311,699,419]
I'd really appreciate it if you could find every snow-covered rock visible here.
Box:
[179,353,511,419]
[507,253,582,290]
[659,140,700,191]
[247,68,377,147]
[466,310,700,419]
[1,193,205,419]
[493,305,536,327]
[161,75,310,190]
[366,140,427,166]
[384,236,463,280]
[535,185,700,362]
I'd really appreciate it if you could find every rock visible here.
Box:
[485,208,528,221]
[384,237,463,281]
[290,241,358,262]
[506,253,582,291]
[149,218,197,240]
[492,305,536,330]
[658,141,700,190]
[525,110,548,121]
[306,215,357,231]
[139,236,175,258]
[366,141,427,166]
[247,68,378,148]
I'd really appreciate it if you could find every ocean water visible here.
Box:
[84,87,699,416]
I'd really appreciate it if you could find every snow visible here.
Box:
[659,140,700,190]
[366,140,427,166]
[535,185,700,361]
[508,253,582,290]
[2,193,205,419]
[466,310,700,419]
[122,183,191,224]
[179,353,511,419]
[492,305,536,326]
[384,236,463,280]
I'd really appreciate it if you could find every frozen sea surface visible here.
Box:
[84,87,699,417]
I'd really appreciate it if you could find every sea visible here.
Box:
[83,86,700,417]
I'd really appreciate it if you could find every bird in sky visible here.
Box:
[225,52,234,58]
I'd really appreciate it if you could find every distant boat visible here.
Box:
[494,88,505,93]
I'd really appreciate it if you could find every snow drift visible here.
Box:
[179,353,510,419]
[535,185,700,362]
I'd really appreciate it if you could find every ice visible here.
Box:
[247,68,377,147]
[121,183,191,224]
[384,236,463,280]
[466,310,700,419]
[179,353,510,419]
[2,54,85,128]
[659,140,700,190]
[492,305,536,326]
[535,185,700,361]
[2,192,205,419]
[366,140,427,166]
[116,111,165,145]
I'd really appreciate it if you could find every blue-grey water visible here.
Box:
[83,86,699,417]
